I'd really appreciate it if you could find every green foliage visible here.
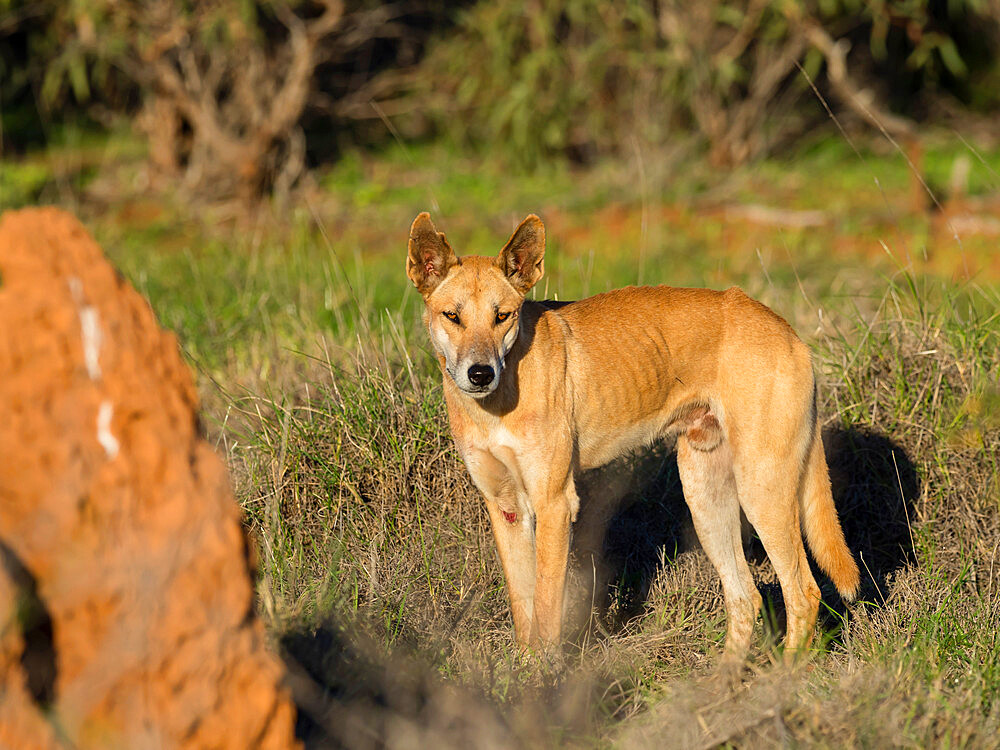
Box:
[5,0,1000,186]
[411,0,1000,165]
[416,1,681,163]
[1,0,439,197]
[0,162,52,209]
[18,0,268,111]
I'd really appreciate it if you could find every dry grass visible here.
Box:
[222,268,999,748]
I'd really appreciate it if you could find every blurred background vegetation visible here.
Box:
[2,4,999,746]
[3,0,1000,201]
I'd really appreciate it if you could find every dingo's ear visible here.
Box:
[496,214,545,295]
[407,212,458,296]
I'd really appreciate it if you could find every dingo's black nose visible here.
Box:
[467,364,495,387]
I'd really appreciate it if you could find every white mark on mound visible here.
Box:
[97,400,119,459]
[69,277,102,380]
[79,307,102,379]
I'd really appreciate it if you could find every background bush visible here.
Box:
[0,0,455,197]
[410,0,1000,165]
[3,0,1000,198]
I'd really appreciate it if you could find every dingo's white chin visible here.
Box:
[458,383,496,398]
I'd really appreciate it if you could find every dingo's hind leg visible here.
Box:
[677,437,761,672]
[734,450,821,657]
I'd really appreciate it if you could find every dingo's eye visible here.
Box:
[495,311,512,324]
[442,311,460,324]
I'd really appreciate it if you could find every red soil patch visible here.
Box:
[544,197,1000,282]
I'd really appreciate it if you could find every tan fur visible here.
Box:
[406,212,859,661]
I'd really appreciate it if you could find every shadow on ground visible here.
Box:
[280,623,523,749]
[597,423,920,633]
[279,424,920,747]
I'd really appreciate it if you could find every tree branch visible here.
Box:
[799,18,916,138]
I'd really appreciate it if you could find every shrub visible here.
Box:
[407,0,1000,165]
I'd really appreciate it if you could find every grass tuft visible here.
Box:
[217,270,999,747]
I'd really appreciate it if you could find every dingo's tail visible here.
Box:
[801,426,859,600]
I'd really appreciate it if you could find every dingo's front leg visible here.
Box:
[465,448,536,646]
[531,495,573,646]
[525,456,581,648]
[483,493,536,645]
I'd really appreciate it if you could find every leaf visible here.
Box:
[937,37,968,77]
[68,55,91,103]
[40,59,65,107]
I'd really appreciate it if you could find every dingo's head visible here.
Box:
[407,212,545,398]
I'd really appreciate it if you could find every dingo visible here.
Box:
[406,212,858,667]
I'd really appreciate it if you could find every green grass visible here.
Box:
[9,128,998,746]
[242,267,997,747]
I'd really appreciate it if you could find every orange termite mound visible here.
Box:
[0,208,298,749]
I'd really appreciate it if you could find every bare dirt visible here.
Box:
[0,208,298,748]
